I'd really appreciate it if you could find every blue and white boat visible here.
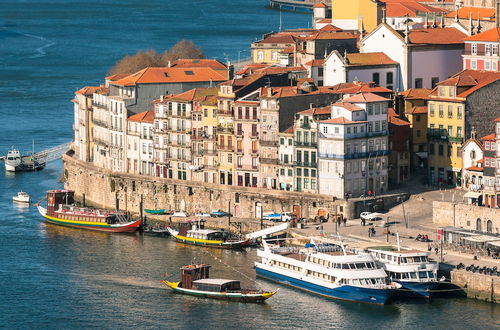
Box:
[254,241,400,305]
[365,246,440,299]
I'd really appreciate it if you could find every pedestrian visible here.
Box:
[343,217,347,227]
[371,227,376,237]
[435,247,439,255]
[368,227,371,237]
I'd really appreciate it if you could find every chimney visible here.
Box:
[469,12,475,35]
[476,13,482,34]
[424,13,429,29]
[309,103,314,109]
[168,61,171,67]
[432,13,437,28]
[267,88,272,98]
[440,14,445,28]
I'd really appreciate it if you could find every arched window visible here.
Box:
[487,220,493,233]
[476,218,482,231]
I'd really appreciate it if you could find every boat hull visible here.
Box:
[38,206,141,233]
[171,234,249,248]
[144,209,166,215]
[395,280,440,299]
[161,281,275,303]
[255,266,393,305]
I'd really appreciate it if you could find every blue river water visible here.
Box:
[0,1,499,328]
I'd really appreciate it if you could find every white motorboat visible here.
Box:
[13,192,30,203]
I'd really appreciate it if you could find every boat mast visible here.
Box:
[396,232,401,251]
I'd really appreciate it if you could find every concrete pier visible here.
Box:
[451,270,500,303]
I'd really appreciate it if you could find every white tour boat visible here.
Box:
[364,245,440,298]
[255,240,400,305]
[13,192,30,203]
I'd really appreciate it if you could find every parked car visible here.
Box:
[194,212,211,218]
[210,210,231,217]
[263,212,292,222]
[362,212,384,221]
[172,211,189,217]
[360,212,372,220]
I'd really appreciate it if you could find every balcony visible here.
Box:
[217,125,234,134]
[294,141,317,148]
[251,149,259,155]
[260,157,278,165]
[319,150,391,160]
[250,133,259,140]
[260,140,278,147]
[236,131,244,137]
[367,130,388,137]
[428,130,463,143]
[236,164,259,171]
[203,149,217,156]
[93,119,109,128]
[217,144,234,152]
[235,148,243,154]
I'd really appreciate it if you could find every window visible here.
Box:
[257,51,264,60]
[386,72,393,84]
[372,73,380,86]
[429,104,435,117]
[472,60,477,69]
[271,51,278,60]
[438,104,443,118]
[334,127,339,134]
[472,43,477,55]
[280,137,285,145]
[367,104,373,115]
[430,143,435,155]
[431,77,439,88]
[457,126,462,138]
[448,126,453,137]
[414,78,423,88]
[457,106,463,119]
[323,126,328,134]
[493,44,499,56]
[447,105,453,118]
[486,44,491,56]
[438,144,444,156]
[486,61,491,70]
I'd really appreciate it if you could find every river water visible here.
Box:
[0,1,499,329]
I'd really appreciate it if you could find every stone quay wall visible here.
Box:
[451,270,500,303]
[63,155,351,221]
[433,201,500,233]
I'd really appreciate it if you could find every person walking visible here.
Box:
[342,217,347,227]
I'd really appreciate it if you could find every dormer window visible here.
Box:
[449,87,456,97]
[438,86,446,97]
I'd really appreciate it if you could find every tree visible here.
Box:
[108,40,205,75]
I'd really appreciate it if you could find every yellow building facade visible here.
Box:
[331,0,383,32]
[427,85,465,186]
[200,96,219,184]
[217,84,236,185]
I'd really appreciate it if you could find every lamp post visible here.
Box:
[238,50,245,63]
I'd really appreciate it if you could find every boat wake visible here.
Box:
[18,32,56,58]
[92,274,165,290]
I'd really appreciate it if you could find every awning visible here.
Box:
[488,241,500,248]
[463,191,481,199]
[415,152,428,159]
[462,235,500,243]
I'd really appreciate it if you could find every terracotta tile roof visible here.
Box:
[317,18,333,24]
[332,102,364,112]
[464,27,500,42]
[446,7,496,22]
[384,1,447,17]
[298,106,331,116]
[304,59,325,67]
[253,65,307,75]
[75,86,109,96]
[112,67,227,86]
[328,82,393,94]
[482,133,496,141]
[105,73,129,81]
[280,46,295,54]
[466,165,483,172]
[303,31,358,41]
[319,24,342,32]
[161,87,218,103]
[407,27,467,45]
[282,125,295,134]
[431,70,500,98]
[406,105,428,114]
[236,64,269,75]
[344,92,391,103]
[388,111,410,126]
[320,117,360,124]
[128,111,154,123]
[313,2,327,8]
[171,59,227,70]
[400,88,431,100]
[495,117,500,122]
[255,34,295,44]
[200,94,218,106]
[345,52,398,66]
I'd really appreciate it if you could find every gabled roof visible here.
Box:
[112,67,227,86]
[385,1,447,17]
[105,73,129,81]
[345,52,398,66]
[328,82,393,94]
[437,75,478,87]
[400,88,431,100]
[171,59,227,71]
[406,27,467,45]
[76,86,107,96]
[255,33,295,44]
[281,125,295,134]
[406,105,428,114]
[319,24,342,32]
[446,7,496,22]
[331,102,363,112]
[313,2,327,8]
[431,70,500,98]
[388,112,410,126]
[301,31,358,41]
[297,106,331,116]
[482,133,496,141]
[128,111,154,123]
[304,59,325,67]
[320,117,360,125]
[344,92,390,103]
[161,87,218,103]
[464,27,500,43]
[236,64,269,76]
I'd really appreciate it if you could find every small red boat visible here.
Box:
[37,190,141,233]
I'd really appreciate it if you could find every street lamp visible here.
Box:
[238,50,246,63]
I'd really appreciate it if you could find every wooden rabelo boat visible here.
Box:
[161,264,276,303]
[37,190,142,233]
[167,219,250,248]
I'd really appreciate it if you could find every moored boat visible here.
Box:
[13,191,30,203]
[255,241,400,305]
[144,209,167,215]
[167,219,250,248]
[364,246,440,299]
[3,147,45,172]
[161,264,276,303]
[37,190,142,233]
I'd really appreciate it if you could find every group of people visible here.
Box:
[368,226,376,237]
[415,234,430,242]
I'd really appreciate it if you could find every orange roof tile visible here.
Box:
[317,18,333,24]
[304,59,325,67]
[76,86,108,96]
[161,87,218,103]
[112,67,227,86]
[407,27,467,45]
[313,2,327,8]
[466,165,483,172]
[171,59,227,70]
[298,106,331,116]
[320,117,360,124]
[482,133,496,141]
[344,92,391,103]
[255,34,295,44]
[446,7,496,22]
[282,125,295,134]
[431,70,500,98]
[464,27,500,42]
[319,24,342,32]
[332,102,363,112]
[384,1,447,17]
[303,31,358,41]
[105,73,129,81]
[400,88,431,100]
[406,105,428,114]
[495,117,500,122]
[345,52,398,66]
[128,111,154,123]
[236,64,269,75]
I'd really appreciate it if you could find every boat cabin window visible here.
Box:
[207,232,223,240]
[409,272,417,279]
[418,271,428,279]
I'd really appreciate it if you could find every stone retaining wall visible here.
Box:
[433,201,500,233]
[451,270,500,303]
